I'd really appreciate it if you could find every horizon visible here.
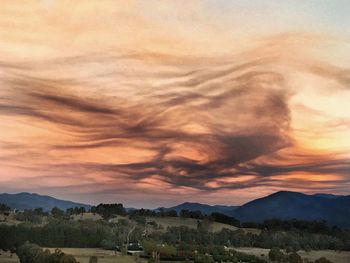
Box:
[0,1,350,208]
[0,189,346,210]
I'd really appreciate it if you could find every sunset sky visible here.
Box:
[0,0,350,208]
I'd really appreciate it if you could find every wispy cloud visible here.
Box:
[0,2,349,206]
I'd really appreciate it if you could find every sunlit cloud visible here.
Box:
[0,1,349,207]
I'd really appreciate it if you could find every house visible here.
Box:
[127,242,143,255]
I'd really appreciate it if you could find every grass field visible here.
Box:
[2,247,350,263]
[146,216,260,234]
[1,211,260,235]
[0,250,18,263]
[71,212,103,221]
[235,247,350,263]
[0,212,20,226]
[0,248,144,263]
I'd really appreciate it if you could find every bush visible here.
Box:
[288,252,302,263]
[268,247,285,262]
[17,242,43,263]
[16,242,77,263]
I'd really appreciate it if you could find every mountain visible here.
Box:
[0,192,91,212]
[161,202,239,216]
[232,191,350,227]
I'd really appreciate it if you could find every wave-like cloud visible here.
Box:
[1,37,349,207]
[0,1,350,206]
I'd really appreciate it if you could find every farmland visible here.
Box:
[0,248,143,263]
[235,247,350,263]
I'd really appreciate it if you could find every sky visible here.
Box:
[0,0,350,208]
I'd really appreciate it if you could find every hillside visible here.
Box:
[2,191,350,228]
[160,202,238,216]
[232,191,350,227]
[0,192,91,212]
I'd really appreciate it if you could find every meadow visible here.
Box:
[145,216,260,234]
[2,248,349,263]
[235,247,350,263]
[0,248,143,263]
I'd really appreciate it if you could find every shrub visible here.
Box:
[268,247,285,262]
[16,242,77,263]
[288,252,302,263]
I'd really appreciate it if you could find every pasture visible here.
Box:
[235,247,350,263]
[0,248,143,263]
[146,216,260,234]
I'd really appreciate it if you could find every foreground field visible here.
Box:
[235,247,350,263]
[0,248,143,263]
[2,247,350,263]
[0,251,18,263]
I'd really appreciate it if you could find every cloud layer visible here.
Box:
[0,1,350,207]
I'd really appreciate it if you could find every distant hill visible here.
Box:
[160,202,239,216]
[232,191,350,227]
[0,192,91,212]
[2,191,350,228]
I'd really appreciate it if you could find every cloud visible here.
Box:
[0,33,349,207]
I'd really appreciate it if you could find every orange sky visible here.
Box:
[0,1,350,207]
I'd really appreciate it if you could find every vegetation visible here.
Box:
[0,203,11,213]
[17,242,77,263]
[269,247,285,262]
[90,203,125,219]
[209,212,240,227]
[15,210,45,224]
[242,219,342,234]
[268,247,304,262]
[1,203,349,263]
[66,207,86,216]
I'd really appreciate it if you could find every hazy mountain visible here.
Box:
[232,191,350,227]
[161,202,239,216]
[0,192,91,212]
[2,191,350,228]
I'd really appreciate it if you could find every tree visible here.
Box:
[17,242,43,263]
[180,210,203,219]
[0,203,11,213]
[210,212,240,227]
[15,210,42,224]
[51,207,65,219]
[91,203,125,219]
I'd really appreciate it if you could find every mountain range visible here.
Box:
[1,191,349,227]
[231,191,350,227]
[0,192,91,212]
[160,191,350,227]
[160,202,238,216]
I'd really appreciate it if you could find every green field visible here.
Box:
[235,247,350,263]
[0,248,144,263]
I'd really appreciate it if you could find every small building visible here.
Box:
[127,242,143,255]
